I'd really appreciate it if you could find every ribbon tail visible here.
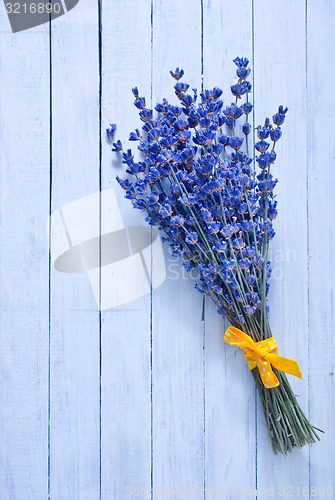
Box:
[257,364,279,388]
[268,354,302,380]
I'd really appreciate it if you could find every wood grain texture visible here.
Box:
[101,1,152,498]
[253,1,311,497]
[307,0,335,492]
[0,13,49,500]
[151,0,205,492]
[0,11,49,500]
[0,0,334,498]
[202,1,257,494]
[49,1,100,498]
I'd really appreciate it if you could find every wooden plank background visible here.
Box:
[0,0,334,498]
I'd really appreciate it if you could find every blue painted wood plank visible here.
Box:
[101,1,153,498]
[49,1,101,497]
[307,0,335,491]
[151,0,206,491]
[0,16,49,500]
[202,0,257,494]
[253,1,311,495]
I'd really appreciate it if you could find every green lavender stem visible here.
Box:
[249,318,323,455]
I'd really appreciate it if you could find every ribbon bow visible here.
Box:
[224,326,302,388]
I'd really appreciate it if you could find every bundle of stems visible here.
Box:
[108,58,322,454]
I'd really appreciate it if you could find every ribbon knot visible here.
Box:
[224,326,302,389]
[252,345,269,359]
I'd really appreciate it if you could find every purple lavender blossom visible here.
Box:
[108,58,286,338]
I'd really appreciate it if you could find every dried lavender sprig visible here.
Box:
[252,320,323,454]
[108,57,322,454]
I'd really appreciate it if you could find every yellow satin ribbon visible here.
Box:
[224,326,302,389]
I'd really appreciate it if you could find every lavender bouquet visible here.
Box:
[107,58,322,455]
